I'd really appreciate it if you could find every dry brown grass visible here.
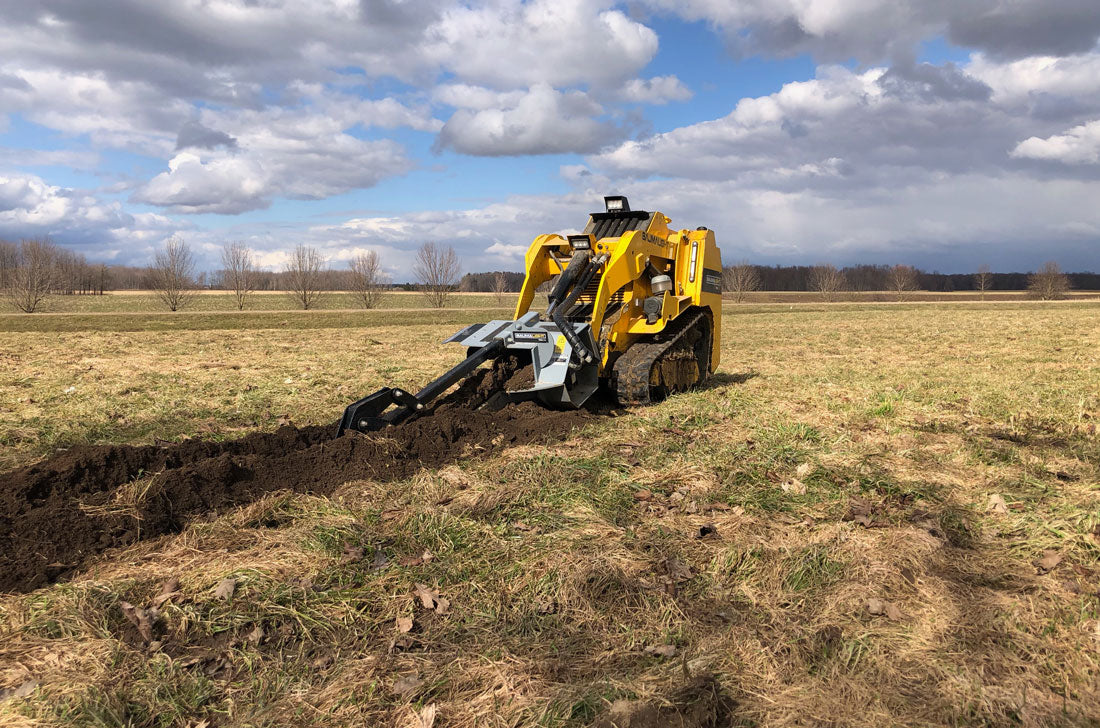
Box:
[1,302,1099,726]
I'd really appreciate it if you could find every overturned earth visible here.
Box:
[0,361,604,593]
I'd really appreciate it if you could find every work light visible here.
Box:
[568,234,592,250]
[604,195,629,212]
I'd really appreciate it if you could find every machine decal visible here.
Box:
[513,330,549,343]
[701,268,722,294]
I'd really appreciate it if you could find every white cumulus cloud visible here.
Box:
[436,84,622,156]
[485,242,528,259]
[1012,119,1100,164]
[426,0,658,89]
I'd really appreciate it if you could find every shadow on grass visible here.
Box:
[706,370,760,387]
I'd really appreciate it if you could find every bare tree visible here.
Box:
[414,242,461,308]
[221,242,256,310]
[0,240,18,291]
[150,237,197,311]
[974,264,992,300]
[887,264,920,301]
[284,245,327,310]
[1028,261,1070,300]
[54,249,82,295]
[349,250,387,309]
[722,260,760,303]
[5,238,57,313]
[809,264,846,301]
[491,271,510,305]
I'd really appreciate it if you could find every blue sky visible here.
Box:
[1,1,1099,279]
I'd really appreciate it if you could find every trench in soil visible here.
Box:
[0,361,606,594]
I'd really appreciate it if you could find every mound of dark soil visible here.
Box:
[0,363,601,593]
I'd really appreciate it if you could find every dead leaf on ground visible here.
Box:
[119,601,158,642]
[399,550,434,567]
[414,583,436,609]
[392,674,424,697]
[634,489,653,502]
[795,463,813,478]
[410,704,438,728]
[396,616,414,633]
[214,577,237,601]
[663,558,693,583]
[0,679,38,702]
[153,577,181,607]
[781,478,806,495]
[247,624,265,645]
[987,494,1009,515]
[846,497,872,518]
[644,644,678,658]
[339,542,365,564]
[1035,550,1063,573]
[413,583,450,613]
[380,508,405,521]
[866,598,903,621]
[845,498,885,527]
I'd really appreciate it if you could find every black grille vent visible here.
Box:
[584,211,652,240]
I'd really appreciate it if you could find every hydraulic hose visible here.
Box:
[551,255,604,365]
[546,250,590,317]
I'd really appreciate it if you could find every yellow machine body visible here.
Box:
[513,203,723,379]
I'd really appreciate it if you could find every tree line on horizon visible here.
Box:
[719,261,1083,302]
[0,236,1091,312]
[0,237,477,312]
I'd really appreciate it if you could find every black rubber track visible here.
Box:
[611,309,712,405]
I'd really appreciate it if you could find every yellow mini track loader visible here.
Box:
[338,195,723,434]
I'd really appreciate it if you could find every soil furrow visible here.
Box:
[0,363,600,593]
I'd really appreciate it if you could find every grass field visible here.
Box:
[2,301,1098,726]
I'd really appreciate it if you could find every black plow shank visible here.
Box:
[336,339,505,436]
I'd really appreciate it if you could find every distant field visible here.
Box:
[0,290,531,314]
[1,302,1098,726]
[3,288,1097,315]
